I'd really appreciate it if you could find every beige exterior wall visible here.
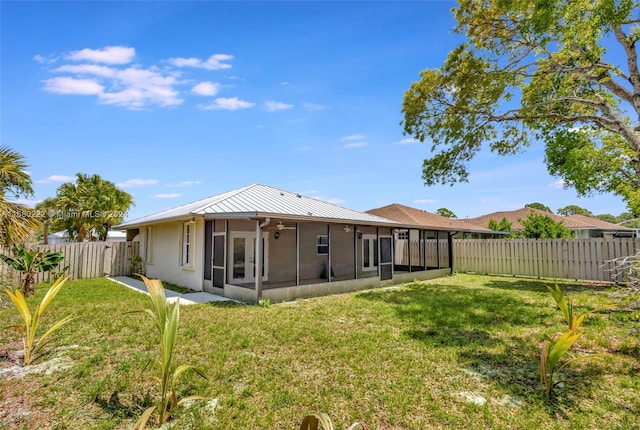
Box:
[144,218,205,291]
[330,225,355,279]
[267,220,297,284]
[298,223,329,281]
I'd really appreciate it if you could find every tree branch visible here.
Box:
[614,26,640,117]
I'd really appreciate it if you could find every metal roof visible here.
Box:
[115,184,398,229]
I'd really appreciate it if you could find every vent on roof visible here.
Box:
[280,192,284,196]
[296,193,302,198]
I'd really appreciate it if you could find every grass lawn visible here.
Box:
[0,274,638,429]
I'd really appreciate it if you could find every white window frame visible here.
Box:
[181,221,195,269]
[317,235,329,255]
[144,226,154,264]
[362,234,378,272]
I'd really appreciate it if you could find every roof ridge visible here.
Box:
[191,183,257,213]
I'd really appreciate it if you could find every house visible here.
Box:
[466,207,635,238]
[564,214,636,238]
[46,229,127,244]
[366,203,505,239]
[115,184,454,303]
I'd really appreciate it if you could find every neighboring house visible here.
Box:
[564,214,636,238]
[466,207,635,238]
[47,230,127,244]
[366,203,505,239]
[115,184,455,303]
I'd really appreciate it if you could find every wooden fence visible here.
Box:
[453,238,640,282]
[0,241,139,284]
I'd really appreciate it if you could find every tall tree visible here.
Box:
[435,207,457,218]
[0,147,39,247]
[402,0,640,213]
[55,173,133,242]
[557,205,594,216]
[525,202,552,213]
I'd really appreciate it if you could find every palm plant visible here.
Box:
[3,276,73,365]
[134,276,207,429]
[540,284,607,397]
[0,245,65,296]
[299,413,368,430]
[0,146,39,247]
[34,197,59,245]
[54,173,133,242]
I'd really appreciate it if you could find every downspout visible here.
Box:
[255,217,270,303]
[448,232,456,274]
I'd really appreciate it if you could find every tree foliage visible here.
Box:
[488,216,513,236]
[557,205,594,216]
[0,147,39,247]
[402,0,640,212]
[525,202,552,213]
[519,213,574,238]
[54,173,133,242]
[435,207,457,218]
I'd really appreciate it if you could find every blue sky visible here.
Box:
[1,1,628,221]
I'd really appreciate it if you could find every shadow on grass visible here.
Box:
[482,275,612,294]
[94,390,151,420]
[356,280,608,410]
[202,301,247,308]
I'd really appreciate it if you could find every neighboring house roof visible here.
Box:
[565,214,634,232]
[366,203,498,233]
[115,184,398,229]
[467,207,634,232]
[466,207,566,230]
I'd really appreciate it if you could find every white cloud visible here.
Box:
[265,100,294,112]
[67,46,135,64]
[46,63,183,109]
[280,81,290,85]
[414,199,437,204]
[33,54,56,64]
[38,47,243,109]
[152,193,181,199]
[167,180,202,187]
[343,142,368,149]
[342,134,367,141]
[398,138,419,144]
[43,77,104,95]
[550,179,566,189]
[191,81,220,96]
[55,64,117,77]
[303,102,329,111]
[9,199,40,208]
[199,97,255,111]
[118,179,158,188]
[36,175,75,184]
[168,53,233,70]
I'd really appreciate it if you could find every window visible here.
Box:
[144,226,154,264]
[397,231,409,240]
[362,234,378,271]
[317,235,329,255]
[182,221,194,268]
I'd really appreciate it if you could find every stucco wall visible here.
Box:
[298,223,329,281]
[267,221,297,284]
[145,218,205,291]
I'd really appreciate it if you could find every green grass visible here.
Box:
[127,275,191,294]
[1,274,638,429]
